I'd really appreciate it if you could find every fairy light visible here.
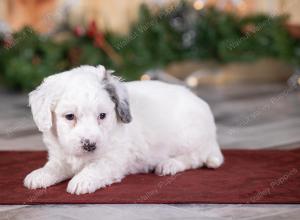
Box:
[193,0,205,11]
[237,0,247,13]
[186,76,198,87]
[140,74,151,81]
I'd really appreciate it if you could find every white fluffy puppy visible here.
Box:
[24,65,223,195]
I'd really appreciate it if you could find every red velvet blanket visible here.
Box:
[0,150,299,204]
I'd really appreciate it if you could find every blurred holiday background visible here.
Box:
[1,0,300,90]
[0,0,300,150]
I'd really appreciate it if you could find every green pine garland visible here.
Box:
[0,2,299,91]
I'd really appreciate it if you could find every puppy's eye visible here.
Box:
[65,114,75,121]
[98,113,106,120]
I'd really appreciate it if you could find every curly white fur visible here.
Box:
[24,65,224,195]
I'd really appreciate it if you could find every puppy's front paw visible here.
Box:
[24,168,56,189]
[67,174,100,195]
[155,159,185,176]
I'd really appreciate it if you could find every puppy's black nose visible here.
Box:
[81,139,97,152]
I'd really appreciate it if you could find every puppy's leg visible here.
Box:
[67,156,127,195]
[24,160,72,189]
[155,153,204,176]
[155,142,224,176]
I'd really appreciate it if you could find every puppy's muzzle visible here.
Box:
[81,139,97,152]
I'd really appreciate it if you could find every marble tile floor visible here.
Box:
[0,84,299,219]
[1,84,300,150]
[0,204,300,220]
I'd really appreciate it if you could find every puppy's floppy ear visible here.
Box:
[29,74,64,132]
[103,70,132,123]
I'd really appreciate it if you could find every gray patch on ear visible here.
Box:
[104,82,132,123]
